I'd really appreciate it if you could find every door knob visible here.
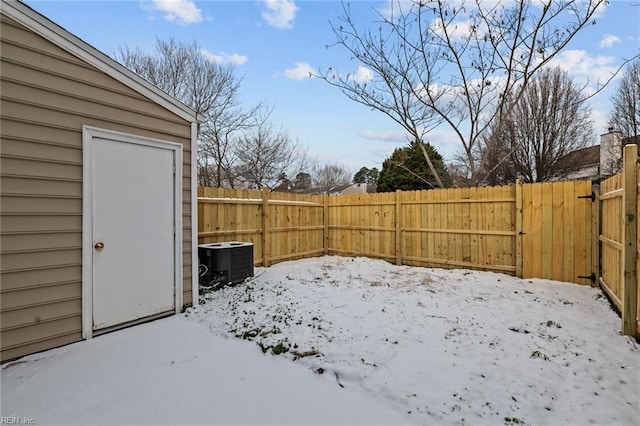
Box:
[94,242,104,251]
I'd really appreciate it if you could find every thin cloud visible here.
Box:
[262,0,298,29]
[548,49,618,94]
[590,0,609,18]
[359,130,407,143]
[590,107,609,134]
[284,62,315,80]
[327,66,374,84]
[599,34,621,48]
[201,49,248,65]
[360,127,460,159]
[148,0,203,25]
[348,66,374,84]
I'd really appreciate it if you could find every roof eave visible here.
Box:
[2,0,203,124]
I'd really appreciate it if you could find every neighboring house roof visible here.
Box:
[289,186,348,195]
[287,183,369,195]
[1,0,203,124]
[336,183,372,195]
[552,133,639,181]
[623,135,640,146]
[329,183,355,193]
[553,145,600,178]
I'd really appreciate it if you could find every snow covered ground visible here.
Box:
[2,256,639,425]
[191,256,639,426]
[0,314,413,425]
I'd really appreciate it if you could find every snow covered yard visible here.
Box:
[2,256,638,426]
[191,256,639,426]
[0,313,412,425]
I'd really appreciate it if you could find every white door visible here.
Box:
[83,127,181,333]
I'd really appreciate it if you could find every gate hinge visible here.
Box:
[577,192,595,202]
[577,272,596,283]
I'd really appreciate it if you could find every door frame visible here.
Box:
[81,125,183,339]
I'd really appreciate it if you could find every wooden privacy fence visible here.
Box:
[198,187,324,266]
[199,157,639,338]
[198,179,597,285]
[599,144,639,337]
[327,186,518,274]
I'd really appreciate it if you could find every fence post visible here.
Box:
[622,144,638,337]
[591,185,600,288]
[323,192,329,256]
[395,189,402,265]
[515,179,523,278]
[197,187,204,245]
[262,187,270,267]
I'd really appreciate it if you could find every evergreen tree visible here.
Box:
[377,141,450,192]
[353,167,379,184]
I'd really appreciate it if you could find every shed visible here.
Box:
[0,0,202,362]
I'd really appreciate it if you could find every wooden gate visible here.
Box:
[520,179,598,285]
[600,173,624,310]
[599,144,638,337]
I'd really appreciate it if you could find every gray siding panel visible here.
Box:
[1,332,82,363]
[0,214,81,234]
[1,14,194,362]
[1,267,82,292]
[2,298,82,329]
[1,316,82,352]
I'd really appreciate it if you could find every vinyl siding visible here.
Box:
[0,15,194,361]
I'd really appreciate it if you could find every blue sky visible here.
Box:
[24,0,640,174]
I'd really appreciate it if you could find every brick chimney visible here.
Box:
[600,128,623,176]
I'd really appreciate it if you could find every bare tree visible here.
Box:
[481,67,594,183]
[608,58,640,138]
[114,38,256,187]
[312,161,352,192]
[116,38,235,117]
[318,0,617,186]
[234,106,308,190]
[198,99,263,187]
[599,58,640,174]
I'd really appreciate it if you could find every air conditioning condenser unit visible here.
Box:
[198,242,254,287]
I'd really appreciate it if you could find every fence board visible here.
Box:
[551,182,564,280]
[541,182,553,278]
[461,187,471,265]
[562,181,576,283]
[530,183,543,277]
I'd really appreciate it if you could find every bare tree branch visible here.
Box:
[234,105,308,190]
[317,0,618,186]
